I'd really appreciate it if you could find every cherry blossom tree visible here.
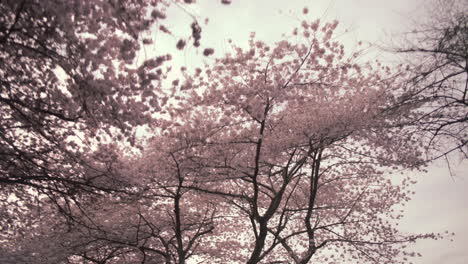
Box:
[137,20,441,263]
[0,0,230,249]
[0,0,161,246]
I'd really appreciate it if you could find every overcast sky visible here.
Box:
[156,1,468,263]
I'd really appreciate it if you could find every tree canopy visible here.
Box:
[0,1,463,263]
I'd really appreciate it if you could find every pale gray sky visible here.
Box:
[158,1,468,263]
